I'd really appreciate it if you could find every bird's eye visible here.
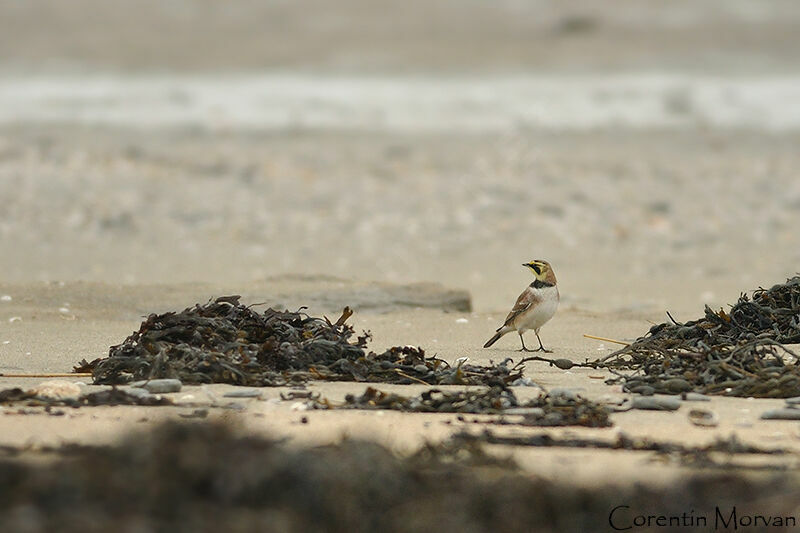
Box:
[531,264,542,275]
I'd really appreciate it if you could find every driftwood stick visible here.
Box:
[583,334,630,346]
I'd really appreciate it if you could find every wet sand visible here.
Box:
[2,126,799,314]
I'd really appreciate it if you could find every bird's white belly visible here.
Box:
[516,288,559,332]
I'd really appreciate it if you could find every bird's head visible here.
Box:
[522,259,555,283]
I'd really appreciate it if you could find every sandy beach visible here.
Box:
[2,0,800,529]
[2,279,800,485]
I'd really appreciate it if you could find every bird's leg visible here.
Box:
[534,331,552,353]
[518,332,534,352]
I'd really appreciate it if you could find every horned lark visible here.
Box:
[484,259,559,352]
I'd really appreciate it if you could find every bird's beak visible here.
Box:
[524,262,542,274]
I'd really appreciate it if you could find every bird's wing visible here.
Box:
[499,288,540,330]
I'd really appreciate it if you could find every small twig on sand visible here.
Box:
[394,368,431,385]
[583,334,630,346]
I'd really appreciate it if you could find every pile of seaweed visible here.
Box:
[77,296,521,387]
[308,386,611,427]
[0,421,797,533]
[598,276,800,397]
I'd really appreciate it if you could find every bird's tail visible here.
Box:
[483,331,504,348]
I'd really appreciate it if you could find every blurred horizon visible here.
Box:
[2,0,800,75]
[1,0,799,314]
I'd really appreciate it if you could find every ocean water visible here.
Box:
[1,73,800,131]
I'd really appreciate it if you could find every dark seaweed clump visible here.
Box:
[308,386,611,427]
[0,387,172,407]
[598,276,800,397]
[0,422,796,533]
[78,296,521,387]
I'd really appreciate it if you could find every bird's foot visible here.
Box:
[518,347,536,352]
[535,347,553,353]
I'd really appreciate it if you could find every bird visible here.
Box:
[483,259,559,352]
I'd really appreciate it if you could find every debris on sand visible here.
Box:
[457,429,787,456]
[595,276,800,397]
[77,296,522,387]
[0,422,798,532]
[130,378,182,393]
[457,430,792,471]
[0,386,173,407]
[688,408,719,427]
[306,386,612,427]
[628,396,682,411]
[760,408,800,421]
[28,380,82,401]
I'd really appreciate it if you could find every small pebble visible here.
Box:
[663,378,693,393]
[0,295,11,302]
[682,392,711,402]
[455,318,469,324]
[688,408,719,427]
[8,317,21,323]
[179,408,209,419]
[505,407,545,417]
[548,388,579,401]
[124,388,153,399]
[131,379,182,394]
[413,364,428,373]
[510,377,539,387]
[760,408,800,420]
[631,396,681,411]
